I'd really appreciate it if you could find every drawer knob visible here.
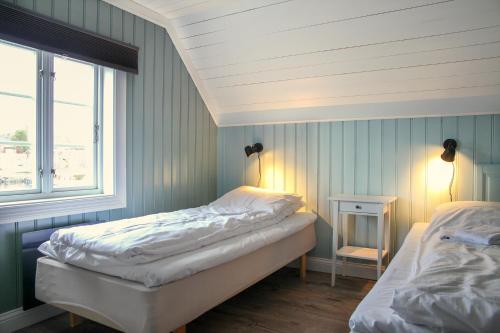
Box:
[355,205,362,209]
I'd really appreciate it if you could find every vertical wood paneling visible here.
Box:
[274,125,285,191]
[494,115,500,164]
[381,120,397,253]
[34,0,52,16]
[368,120,382,248]
[343,122,356,245]
[187,78,197,207]
[0,224,16,313]
[153,26,165,213]
[396,119,411,250]
[84,0,98,32]
[457,116,475,201]
[475,115,493,164]
[315,123,330,258]
[296,124,307,204]
[306,123,318,215]
[284,124,296,194]
[262,125,274,189]
[0,0,217,314]
[330,122,343,250]
[53,0,69,22]
[163,35,173,211]
[354,121,369,246]
[123,11,134,219]
[132,17,145,217]
[217,114,499,259]
[15,0,34,10]
[180,66,189,208]
[143,21,155,214]
[411,119,426,224]
[244,126,258,187]
[202,104,210,203]
[210,117,218,201]
[171,51,181,209]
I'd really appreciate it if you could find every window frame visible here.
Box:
[0,40,126,224]
[50,54,100,193]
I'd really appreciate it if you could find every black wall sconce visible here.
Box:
[244,143,263,157]
[440,139,457,162]
[244,143,263,186]
[440,139,457,201]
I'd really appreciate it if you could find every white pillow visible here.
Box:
[423,201,500,242]
[209,186,303,216]
[434,201,500,213]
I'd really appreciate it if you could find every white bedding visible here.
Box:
[40,212,315,287]
[390,202,500,333]
[349,223,433,333]
[39,186,303,267]
[351,202,500,333]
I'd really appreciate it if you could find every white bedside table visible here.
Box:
[329,194,397,286]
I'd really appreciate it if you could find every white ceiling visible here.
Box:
[105,0,500,126]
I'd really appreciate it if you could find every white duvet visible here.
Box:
[390,201,500,333]
[39,186,303,268]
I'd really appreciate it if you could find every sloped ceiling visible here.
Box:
[105,0,500,126]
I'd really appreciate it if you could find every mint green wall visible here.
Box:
[218,115,500,259]
[0,0,217,313]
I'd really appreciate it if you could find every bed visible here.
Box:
[35,187,317,333]
[349,164,500,333]
[349,222,432,333]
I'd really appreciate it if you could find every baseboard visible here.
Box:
[289,256,381,280]
[0,305,64,333]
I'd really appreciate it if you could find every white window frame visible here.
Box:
[0,43,126,225]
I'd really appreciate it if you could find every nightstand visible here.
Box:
[329,195,397,286]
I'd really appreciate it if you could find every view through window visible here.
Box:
[0,41,37,193]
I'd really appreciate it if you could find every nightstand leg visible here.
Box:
[385,206,391,263]
[331,201,339,286]
[377,209,384,279]
[341,214,348,275]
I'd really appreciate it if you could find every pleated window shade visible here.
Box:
[0,2,139,74]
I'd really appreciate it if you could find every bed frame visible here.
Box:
[474,164,500,201]
[35,219,316,333]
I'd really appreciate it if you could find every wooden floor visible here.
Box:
[17,268,374,333]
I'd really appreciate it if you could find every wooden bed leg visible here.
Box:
[173,325,186,333]
[299,254,307,282]
[69,312,83,328]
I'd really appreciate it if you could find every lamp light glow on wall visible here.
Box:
[440,139,457,201]
[244,143,263,187]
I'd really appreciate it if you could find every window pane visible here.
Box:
[53,57,96,189]
[0,41,38,193]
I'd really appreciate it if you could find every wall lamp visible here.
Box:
[440,139,457,162]
[244,143,263,157]
[440,139,457,201]
[244,143,263,187]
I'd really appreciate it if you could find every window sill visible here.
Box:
[0,192,126,224]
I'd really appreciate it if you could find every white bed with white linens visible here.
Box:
[35,186,316,332]
[350,201,500,333]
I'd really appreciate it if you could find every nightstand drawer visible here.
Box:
[339,202,380,214]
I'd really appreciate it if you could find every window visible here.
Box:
[0,40,126,223]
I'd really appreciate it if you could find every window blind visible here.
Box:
[0,2,139,74]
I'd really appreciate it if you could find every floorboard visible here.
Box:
[17,268,374,333]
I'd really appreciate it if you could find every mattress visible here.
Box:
[36,213,316,333]
[349,223,433,333]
